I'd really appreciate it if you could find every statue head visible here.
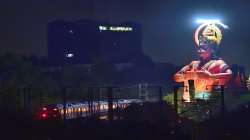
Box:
[196,23,223,60]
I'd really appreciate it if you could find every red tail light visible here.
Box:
[41,113,47,118]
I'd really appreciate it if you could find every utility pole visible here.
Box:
[107,87,114,121]
[23,87,26,113]
[188,80,195,102]
[27,86,31,117]
[88,87,94,116]
[97,87,101,118]
[173,85,179,113]
[63,88,67,122]
[159,86,163,104]
[221,85,225,117]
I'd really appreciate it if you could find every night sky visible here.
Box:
[1,0,250,74]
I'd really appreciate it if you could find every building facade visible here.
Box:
[47,20,143,65]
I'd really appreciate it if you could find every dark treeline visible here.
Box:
[0,54,179,114]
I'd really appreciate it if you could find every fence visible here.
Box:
[0,84,170,119]
[172,83,250,122]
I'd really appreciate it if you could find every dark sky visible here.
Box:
[1,0,250,74]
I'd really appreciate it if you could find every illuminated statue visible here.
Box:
[174,21,232,102]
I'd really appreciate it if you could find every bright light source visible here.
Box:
[196,19,221,24]
[99,25,133,32]
[196,18,229,29]
[69,30,74,34]
[42,113,47,118]
[99,26,107,31]
[66,53,74,58]
[109,26,133,31]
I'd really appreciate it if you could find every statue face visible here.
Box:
[197,45,212,60]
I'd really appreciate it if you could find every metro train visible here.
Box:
[34,99,142,120]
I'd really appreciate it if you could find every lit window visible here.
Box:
[99,26,107,31]
[69,30,74,34]
[66,53,74,58]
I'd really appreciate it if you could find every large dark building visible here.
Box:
[47,20,143,65]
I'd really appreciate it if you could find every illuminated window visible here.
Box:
[66,53,74,58]
[99,26,107,31]
[69,30,74,34]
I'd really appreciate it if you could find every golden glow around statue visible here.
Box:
[202,24,222,45]
[194,22,223,46]
[174,21,232,102]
